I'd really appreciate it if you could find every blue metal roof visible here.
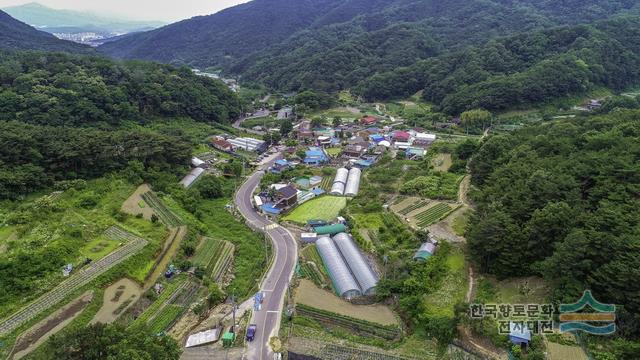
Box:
[261,203,282,215]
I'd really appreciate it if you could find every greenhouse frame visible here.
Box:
[316,237,361,299]
[332,232,378,295]
[344,168,361,197]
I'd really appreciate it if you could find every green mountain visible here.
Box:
[3,2,165,34]
[98,0,640,92]
[0,9,90,52]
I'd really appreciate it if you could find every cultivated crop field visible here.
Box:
[283,196,347,224]
[295,303,400,340]
[132,276,188,332]
[413,203,455,227]
[299,246,331,290]
[192,237,234,282]
[141,191,183,227]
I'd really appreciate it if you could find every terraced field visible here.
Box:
[398,200,430,215]
[132,277,187,327]
[296,304,400,340]
[415,203,454,227]
[0,227,148,336]
[192,237,234,283]
[141,191,183,227]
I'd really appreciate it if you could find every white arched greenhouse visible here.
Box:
[332,232,378,295]
[344,168,361,197]
[315,236,361,299]
[330,168,349,195]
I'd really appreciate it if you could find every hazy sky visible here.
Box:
[0,0,250,22]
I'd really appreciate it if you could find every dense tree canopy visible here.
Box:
[358,17,640,114]
[38,323,181,360]
[467,110,640,332]
[0,51,241,127]
[0,121,193,199]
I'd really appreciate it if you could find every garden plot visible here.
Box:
[295,303,400,340]
[9,291,93,360]
[412,203,456,228]
[295,279,397,327]
[141,191,183,227]
[91,278,142,324]
[299,246,332,290]
[0,228,147,336]
[432,154,452,172]
[133,276,194,334]
[192,237,234,283]
[121,184,156,220]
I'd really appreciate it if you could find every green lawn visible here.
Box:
[325,147,342,157]
[79,235,120,260]
[283,196,347,224]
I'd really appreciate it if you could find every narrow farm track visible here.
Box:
[0,228,148,336]
[144,225,188,290]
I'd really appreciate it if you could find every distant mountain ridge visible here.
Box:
[3,2,164,46]
[3,3,165,33]
[0,9,90,52]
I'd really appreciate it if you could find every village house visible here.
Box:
[277,185,298,207]
[342,144,366,158]
[360,115,378,126]
[277,106,294,119]
[211,138,234,152]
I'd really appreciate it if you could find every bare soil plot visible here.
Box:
[295,280,397,326]
[546,341,588,360]
[91,278,142,324]
[10,291,93,360]
[121,184,156,220]
[432,153,453,172]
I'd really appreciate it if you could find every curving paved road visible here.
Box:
[235,157,298,360]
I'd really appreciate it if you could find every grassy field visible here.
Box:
[423,246,467,317]
[451,208,471,236]
[283,196,347,224]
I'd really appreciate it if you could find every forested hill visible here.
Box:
[0,10,89,53]
[0,51,241,126]
[98,0,640,90]
[0,51,241,199]
[467,109,640,335]
[358,16,640,114]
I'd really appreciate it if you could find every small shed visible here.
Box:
[414,242,436,261]
[509,322,531,346]
[300,233,318,243]
[315,223,347,236]
[307,219,328,227]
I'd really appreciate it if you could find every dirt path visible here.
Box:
[144,226,188,290]
[458,327,508,360]
[10,291,93,360]
[91,278,142,324]
[121,184,156,220]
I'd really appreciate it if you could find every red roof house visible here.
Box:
[360,116,378,126]
[392,130,411,142]
[212,139,233,152]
